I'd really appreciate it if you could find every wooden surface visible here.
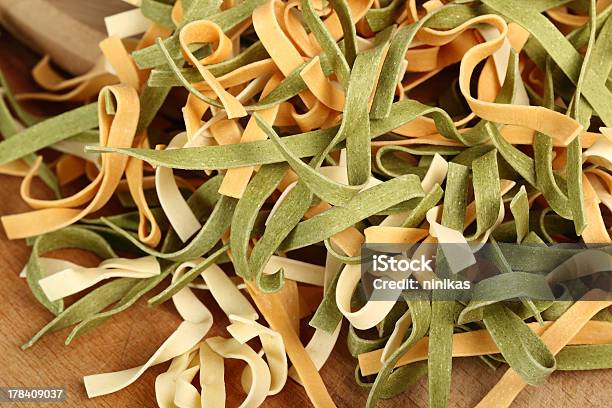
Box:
[0,25,611,408]
[0,0,131,74]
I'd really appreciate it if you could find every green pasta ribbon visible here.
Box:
[5,1,612,407]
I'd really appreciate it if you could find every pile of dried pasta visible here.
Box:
[0,0,611,407]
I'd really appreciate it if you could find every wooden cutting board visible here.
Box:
[0,10,610,408]
[0,0,132,75]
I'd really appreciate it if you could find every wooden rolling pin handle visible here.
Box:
[0,0,104,75]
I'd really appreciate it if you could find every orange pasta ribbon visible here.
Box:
[358,320,612,376]
[456,15,582,145]
[253,0,343,110]
[100,33,162,247]
[475,290,612,408]
[179,20,247,119]
[16,55,117,103]
[2,84,139,239]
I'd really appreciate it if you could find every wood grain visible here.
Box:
[0,0,131,74]
[0,27,610,408]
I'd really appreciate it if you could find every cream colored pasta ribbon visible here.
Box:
[84,260,214,398]
[206,336,271,407]
[264,256,325,287]
[586,170,612,217]
[583,127,612,168]
[52,140,100,164]
[290,249,343,384]
[105,8,152,40]
[155,132,203,242]
[336,227,428,330]
[289,190,362,375]
[155,348,199,408]
[153,259,260,407]
[152,260,284,407]
[39,256,159,301]
[582,174,612,244]
[157,343,221,408]
[84,320,212,398]
[381,153,448,226]
[380,307,413,362]
[424,179,514,274]
[198,342,225,407]
[175,259,259,320]
[227,315,287,395]
[19,257,80,278]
